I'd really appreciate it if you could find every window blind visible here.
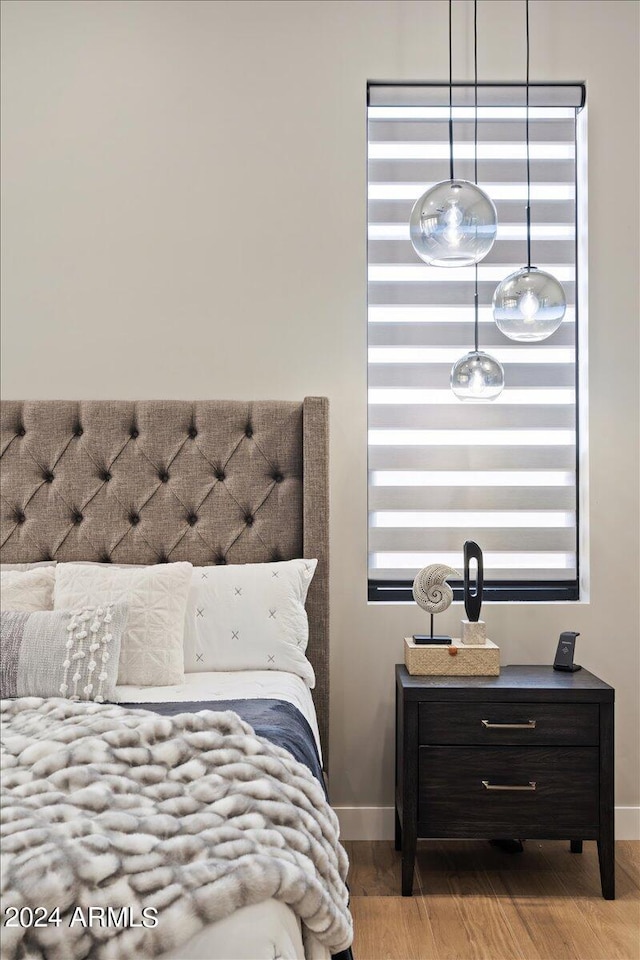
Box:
[367,83,584,601]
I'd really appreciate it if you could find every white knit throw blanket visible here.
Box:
[0,697,352,959]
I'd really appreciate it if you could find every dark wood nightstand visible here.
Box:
[395,664,615,899]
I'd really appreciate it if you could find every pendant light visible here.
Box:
[451,0,504,401]
[450,291,505,400]
[409,0,497,267]
[492,0,566,340]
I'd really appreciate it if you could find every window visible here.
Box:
[367,83,586,602]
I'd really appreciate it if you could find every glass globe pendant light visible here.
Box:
[409,0,497,268]
[451,274,505,402]
[493,265,566,341]
[493,0,566,341]
[451,2,504,402]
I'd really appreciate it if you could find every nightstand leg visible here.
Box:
[401,699,418,896]
[598,700,615,899]
[597,836,615,899]
[570,840,583,853]
[395,807,402,852]
[401,830,416,896]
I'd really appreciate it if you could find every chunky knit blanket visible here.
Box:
[0,697,352,959]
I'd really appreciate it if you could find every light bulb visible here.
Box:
[450,350,505,401]
[442,201,464,247]
[493,266,566,342]
[410,180,498,267]
[518,289,540,321]
[469,364,488,397]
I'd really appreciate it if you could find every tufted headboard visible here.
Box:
[0,398,330,761]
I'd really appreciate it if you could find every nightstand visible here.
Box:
[395,664,615,899]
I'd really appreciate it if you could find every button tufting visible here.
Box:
[130,428,139,439]
[245,514,254,526]
[72,511,83,525]
[17,426,26,437]
[215,469,226,481]
[74,425,83,438]
[273,472,284,483]
[100,470,112,482]
[43,470,55,483]
[244,425,253,438]
[129,513,140,526]
[15,510,26,525]
[271,551,282,562]
[216,555,228,565]
[188,426,198,439]
[158,470,169,483]
[187,513,198,526]
[100,554,112,563]
[158,555,169,563]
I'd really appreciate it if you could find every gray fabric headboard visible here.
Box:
[0,398,330,761]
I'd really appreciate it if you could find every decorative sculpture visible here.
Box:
[461,540,486,644]
[412,563,460,644]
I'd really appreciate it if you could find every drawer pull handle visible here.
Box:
[481,719,537,729]
[482,780,537,792]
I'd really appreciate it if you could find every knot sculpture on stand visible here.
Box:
[412,564,460,644]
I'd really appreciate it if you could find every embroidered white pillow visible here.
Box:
[0,567,56,612]
[184,559,317,686]
[54,562,193,686]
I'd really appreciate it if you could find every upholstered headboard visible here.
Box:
[0,398,330,760]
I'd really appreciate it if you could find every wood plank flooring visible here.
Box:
[344,840,640,960]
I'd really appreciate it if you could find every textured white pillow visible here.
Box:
[54,562,193,686]
[183,559,317,687]
[0,567,56,611]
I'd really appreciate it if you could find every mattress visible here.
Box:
[116,670,331,960]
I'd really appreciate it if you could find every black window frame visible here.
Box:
[367,81,586,604]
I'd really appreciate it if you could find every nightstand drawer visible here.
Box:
[419,701,599,746]
[418,746,599,836]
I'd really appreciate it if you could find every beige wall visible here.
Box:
[2,0,639,823]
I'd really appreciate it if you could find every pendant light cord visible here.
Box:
[449,0,454,181]
[474,0,478,187]
[525,0,531,269]
[474,0,479,353]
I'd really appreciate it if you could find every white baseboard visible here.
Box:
[336,806,640,841]
[616,806,640,840]
[336,807,395,841]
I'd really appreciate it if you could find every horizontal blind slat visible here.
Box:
[368,322,574,346]
[369,486,576,511]
[368,162,575,184]
[368,284,575,307]
[370,562,577,582]
[369,405,575,430]
[368,119,576,142]
[369,199,576,223]
[369,528,576,553]
[369,365,575,389]
[368,240,576,265]
[369,447,576,470]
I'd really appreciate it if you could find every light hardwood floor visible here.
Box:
[344,840,640,960]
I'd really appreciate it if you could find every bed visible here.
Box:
[0,399,352,960]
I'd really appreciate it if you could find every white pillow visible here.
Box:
[0,567,56,611]
[184,559,317,687]
[54,562,193,686]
